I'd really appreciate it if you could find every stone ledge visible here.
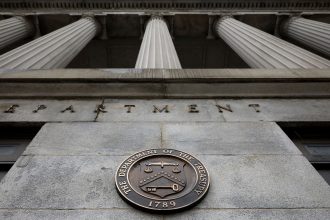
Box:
[0,209,329,220]
[1,69,330,81]
[0,69,330,99]
[165,209,330,220]
[0,82,329,99]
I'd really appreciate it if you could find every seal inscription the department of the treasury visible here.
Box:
[115,149,210,212]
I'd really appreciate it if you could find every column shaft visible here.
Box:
[281,17,330,57]
[215,17,330,69]
[135,17,181,69]
[0,17,99,69]
[0,16,34,49]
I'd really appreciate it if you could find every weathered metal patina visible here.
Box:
[115,149,210,212]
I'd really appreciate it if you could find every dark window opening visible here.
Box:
[0,124,42,181]
[281,123,330,185]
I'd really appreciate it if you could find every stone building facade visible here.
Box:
[0,0,330,219]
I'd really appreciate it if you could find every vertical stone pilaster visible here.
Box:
[135,16,182,69]
[0,17,99,69]
[215,17,330,69]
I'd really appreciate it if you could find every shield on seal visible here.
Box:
[139,160,186,198]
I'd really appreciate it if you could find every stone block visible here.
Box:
[197,155,330,209]
[0,209,161,220]
[1,155,329,210]
[165,209,330,220]
[0,156,128,209]
[26,122,162,156]
[162,122,300,155]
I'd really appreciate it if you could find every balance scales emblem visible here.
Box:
[139,160,186,198]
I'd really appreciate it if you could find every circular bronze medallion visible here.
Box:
[115,149,210,212]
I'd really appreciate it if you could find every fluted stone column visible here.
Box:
[0,17,99,69]
[0,16,34,49]
[281,17,330,57]
[135,16,181,69]
[215,17,330,69]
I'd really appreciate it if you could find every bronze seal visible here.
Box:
[115,149,210,212]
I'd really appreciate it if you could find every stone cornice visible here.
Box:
[0,69,329,99]
[0,0,330,13]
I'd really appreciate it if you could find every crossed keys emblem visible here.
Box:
[139,160,186,198]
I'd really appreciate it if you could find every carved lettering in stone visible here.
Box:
[94,104,107,113]
[61,105,75,113]
[188,104,199,113]
[124,105,136,113]
[153,105,169,113]
[248,104,261,113]
[216,104,233,113]
[33,105,47,113]
[1,102,266,117]
[4,104,19,113]
[94,99,107,121]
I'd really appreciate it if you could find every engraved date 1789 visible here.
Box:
[148,200,176,208]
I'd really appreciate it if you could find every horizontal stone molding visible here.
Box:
[0,69,330,98]
[0,0,329,12]
[0,82,329,99]
[1,69,330,81]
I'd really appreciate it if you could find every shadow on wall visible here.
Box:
[0,123,43,181]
